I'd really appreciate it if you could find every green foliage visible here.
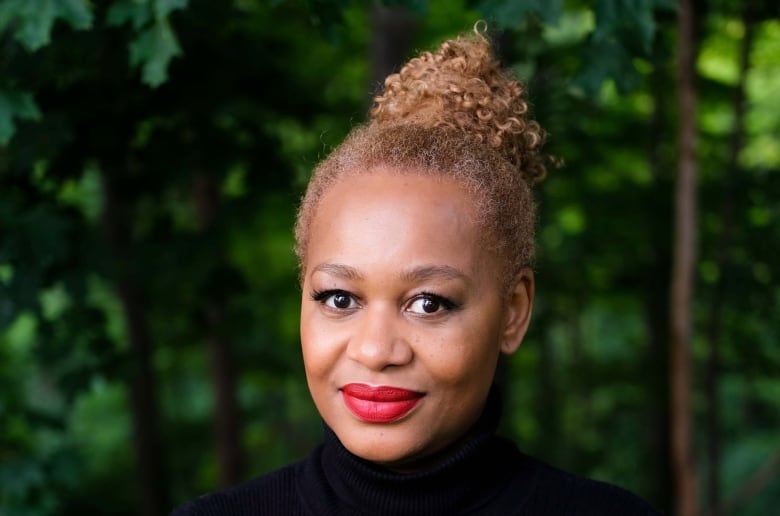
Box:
[0,89,41,144]
[107,0,189,86]
[476,0,564,27]
[1,0,779,514]
[476,0,676,95]
[0,0,90,142]
[0,0,92,51]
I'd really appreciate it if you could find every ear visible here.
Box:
[500,268,535,355]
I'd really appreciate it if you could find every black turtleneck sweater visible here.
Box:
[172,398,660,516]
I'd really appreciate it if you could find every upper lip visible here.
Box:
[341,383,424,402]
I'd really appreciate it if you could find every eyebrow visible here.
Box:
[400,265,469,284]
[310,263,469,284]
[311,263,363,280]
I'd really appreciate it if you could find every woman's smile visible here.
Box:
[340,383,425,423]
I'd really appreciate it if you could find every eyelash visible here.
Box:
[310,289,460,313]
[415,291,459,311]
[311,289,352,303]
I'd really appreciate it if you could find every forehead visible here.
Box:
[318,166,477,214]
[306,170,490,277]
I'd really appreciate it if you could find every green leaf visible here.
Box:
[537,0,563,25]
[54,0,92,28]
[475,0,563,29]
[154,0,189,20]
[475,0,537,28]
[107,0,188,28]
[0,89,42,144]
[106,0,153,29]
[129,19,183,87]
[107,0,188,87]
[573,36,640,96]
[0,0,92,51]
[593,0,657,54]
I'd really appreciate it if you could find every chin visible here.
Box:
[339,429,423,466]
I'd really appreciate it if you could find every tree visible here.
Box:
[2,1,780,515]
[669,0,699,513]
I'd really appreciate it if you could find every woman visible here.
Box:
[173,25,661,515]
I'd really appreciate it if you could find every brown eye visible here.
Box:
[332,293,352,309]
[421,297,440,313]
[312,289,358,310]
[407,294,455,315]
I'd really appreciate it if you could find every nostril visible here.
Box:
[346,310,413,369]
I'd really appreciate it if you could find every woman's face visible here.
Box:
[299,169,533,471]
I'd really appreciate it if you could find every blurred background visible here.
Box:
[1,1,778,515]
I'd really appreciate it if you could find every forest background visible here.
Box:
[1,0,778,515]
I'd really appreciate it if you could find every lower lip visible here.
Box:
[341,385,423,423]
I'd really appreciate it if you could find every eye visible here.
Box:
[406,293,457,315]
[312,289,358,310]
[328,292,355,309]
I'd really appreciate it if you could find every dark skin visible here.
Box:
[299,169,534,472]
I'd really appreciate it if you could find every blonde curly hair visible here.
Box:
[295,25,550,286]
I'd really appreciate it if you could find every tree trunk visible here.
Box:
[669,0,699,514]
[102,174,170,516]
[193,172,244,487]
[206,303,243,486]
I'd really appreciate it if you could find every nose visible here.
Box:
[346,304,413,370]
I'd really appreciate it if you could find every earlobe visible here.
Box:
[500,268,535,355]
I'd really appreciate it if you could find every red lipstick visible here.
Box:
[341,383,423,423]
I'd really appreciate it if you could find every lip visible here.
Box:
[341,383,424,423]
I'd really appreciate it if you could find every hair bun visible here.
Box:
[370,23,548,184]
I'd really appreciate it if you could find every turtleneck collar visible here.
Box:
[297,389,536,516]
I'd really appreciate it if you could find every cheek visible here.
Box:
[418,323,500,386]
[300,313,331,378]
[300,312,352,382]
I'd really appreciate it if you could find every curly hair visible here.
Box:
[295,24,550,286]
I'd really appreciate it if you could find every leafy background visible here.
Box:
[1,0,778,515]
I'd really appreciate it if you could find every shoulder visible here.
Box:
[170,461,305,516]
[519,454,662,516]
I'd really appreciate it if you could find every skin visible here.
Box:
[299,168,534,472]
